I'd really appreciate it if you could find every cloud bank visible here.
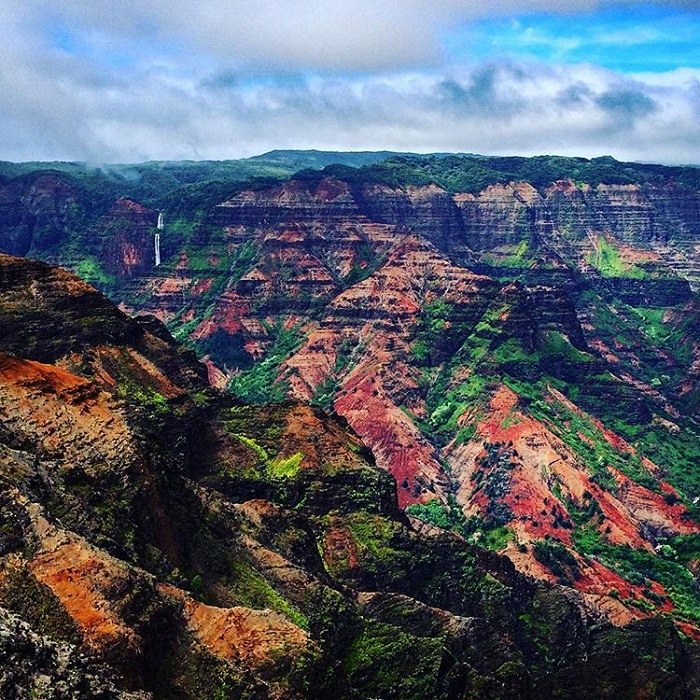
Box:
[1,2,699,163]
[15,1,700,71]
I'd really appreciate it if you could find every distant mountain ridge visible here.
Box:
[0,149,420,185]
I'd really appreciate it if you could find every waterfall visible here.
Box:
[155,211,164,266]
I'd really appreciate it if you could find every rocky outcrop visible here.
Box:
[0,254,205,387]
[0,174,84,259]
[454,181,553,251]
[590,276,694,306]
[93,198,158,277]
[111,172,698,525]
[0,185,34,256]
[0,606,148,699]
[358,182,468,257]
[213,178,364,227]
[18,174,83,255]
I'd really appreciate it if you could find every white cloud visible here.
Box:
[13,1,700,71]
[2,47,699,163]
[0,1,698,163]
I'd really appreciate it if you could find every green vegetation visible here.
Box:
[532,537,580,584]
[406,495,515,551]
[229,320,305,403]
[505,376,659,493]
[539,331,593,364]
[473,442,517,527]
[482,240,534,268]
[406,272,698,540]
[630,305,695,370]
[489,337,530,365]
[617,423,700,503]
[228,559,309,629]
[320,512,408,579]
[411,298,461,366]
[197,328,253,369]
[171,315,202,343]
[311,340,361,412]
[479,525,515,551]
[586,235,647,278]
[406,498,466,532]
[230,433,269,463]
[294,153,700,194]
[564,487,700,624]
[220,404,285,450]
[426,373,491,445]
[269,452,304,478]
[115,381,170,417]
[222,425,307,483]
[345,512,398,563]
[74,256,117,287]
[312,375,339,413]
[217,405,315,486]
[410,339,430,362]
[5,153,700,209]
[341,622,444,698]
[341,245,387,288]
[573,527,700,624]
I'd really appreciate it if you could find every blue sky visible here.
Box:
[453,6,700,72]
[1,1,699,163]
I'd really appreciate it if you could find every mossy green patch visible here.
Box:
[345,512,398,562]
[426,372,492,446]
[74,256,117,287]
[340,621,444,698]
[269,452,304,478]
[540,331,593,364]
[225,428,306,482]
[230,433,269,463]
[115,380,170,417]
[586,235,647,278]
[405,499,458,531]
[479,525,515,551]
[228,559,309,630]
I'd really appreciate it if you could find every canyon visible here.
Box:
[1,152,699,697]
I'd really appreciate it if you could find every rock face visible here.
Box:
[2,253,700,698]
[0,173,91,260]
[0,185,34,256]
[0,173,160,283]
[93,198,159,278]
[138,168,700,631]
[0,607,148,699]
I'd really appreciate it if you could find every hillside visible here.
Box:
[5,254,700,697]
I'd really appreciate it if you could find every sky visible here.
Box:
[1,1,699,164]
